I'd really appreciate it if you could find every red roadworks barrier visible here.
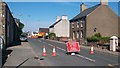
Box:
[66,40,80,53]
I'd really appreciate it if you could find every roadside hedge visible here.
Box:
[87,33,110,43]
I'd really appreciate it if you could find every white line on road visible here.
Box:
[56,47,66,51]
[76,54,96,62]
[39,40,96,62]
[48,43,95,62]
[48,44,53,46]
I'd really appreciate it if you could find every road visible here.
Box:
[28,38,118,66]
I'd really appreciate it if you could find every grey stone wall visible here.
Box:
[86,5,118,37]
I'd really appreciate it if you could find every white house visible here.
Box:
[49,15,70,38]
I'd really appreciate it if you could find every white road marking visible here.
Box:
[108,64,113,66]
[48,44,53,46]
[76,54,96,62]
[56,47,66,51]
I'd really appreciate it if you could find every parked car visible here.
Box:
[20,35,27,42]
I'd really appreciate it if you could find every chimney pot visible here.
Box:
[100,0,108,5]
[80,3,87,12]
[56,16,61,22]
[62,15,68,20]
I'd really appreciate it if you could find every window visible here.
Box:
[72,23,74,28]
[80,31,83,38]
[77,31,79,39]
[77,21,79,28]
[77,24,79,28]
[73,31,75,40]
[81,23,83,28]
[94,28,97,32]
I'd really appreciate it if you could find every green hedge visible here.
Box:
[87,33,110,42]
[48,33,56,39]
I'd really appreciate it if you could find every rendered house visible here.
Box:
[49,15,70,41]
[70,0,119,45]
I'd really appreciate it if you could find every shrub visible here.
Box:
[100,37,110,43]
[48,33,56,40]
[87,33,110,43]
[94,33,102,38]
[87,36,100,42]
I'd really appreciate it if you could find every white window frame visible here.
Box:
[72,23,74,28]
[81,23,83,28]
[77,31,79,39]
[73,31,75,40]
[81,31,83,38]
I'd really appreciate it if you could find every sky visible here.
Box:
[5,1,119,32]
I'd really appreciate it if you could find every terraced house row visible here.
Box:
[49,0,119,45]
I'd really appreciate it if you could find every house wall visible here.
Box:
[0,2,2,35]
[2,2,19,47]
[5,4,14,46]
[54,19,70,37]
[0,11,2,35]
[70,19,86,45]
[49,28,54,33]
[70,22,79,40]
[86,5,118,37]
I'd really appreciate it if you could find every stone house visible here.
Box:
[0,2,22,48]
[70,0,119,45]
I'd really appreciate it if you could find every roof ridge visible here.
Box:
[70,4,100,21]
[49,19,62,28]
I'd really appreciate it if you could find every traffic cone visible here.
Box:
[90,45,94,54]
[52,46,57,56]
[42,46,47,56]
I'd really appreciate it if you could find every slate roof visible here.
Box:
[70,4,100,21]
[49,19,62,28]
[39,28,49,33]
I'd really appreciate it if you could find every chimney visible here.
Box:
[56,16,61,22]
[62,15,68,20]
[80,3,87,12]
[100,0,108,5]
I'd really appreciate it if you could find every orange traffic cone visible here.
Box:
[90,45,94,54]
[52,46,57,56]
[42,46,47,56]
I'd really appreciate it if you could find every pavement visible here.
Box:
[3,42,41,67]
[46,39,119,56]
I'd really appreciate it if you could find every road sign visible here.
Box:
[67,40,80,52]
